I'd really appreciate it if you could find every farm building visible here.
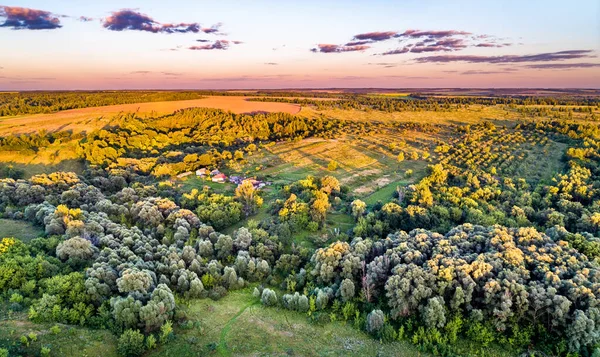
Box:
[196,168,207,176]
[210,169,221,176]
[212,173,227,183]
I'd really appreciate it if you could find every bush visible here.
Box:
[117,329,146,357]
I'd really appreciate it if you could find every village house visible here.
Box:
[210,169,221,176]
[196,168,207,177]
[212,173,227,183]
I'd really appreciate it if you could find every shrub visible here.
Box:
[40,346,51,357]
[146,334,157,350]
[159,320,173,344]
[117,329,145,357]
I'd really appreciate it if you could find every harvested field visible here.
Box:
[0,96,300,135]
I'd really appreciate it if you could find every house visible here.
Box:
[176,171,193,179]
[196,168,207,177]
[212,173,227,183]
[210,169,221,176]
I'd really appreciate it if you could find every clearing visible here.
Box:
[0,219,44,242]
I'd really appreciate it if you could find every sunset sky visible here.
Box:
[1,0,599,89]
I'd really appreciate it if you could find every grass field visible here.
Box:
[148,288,428,357]
[0,317,118,357]
[0,219,44,242]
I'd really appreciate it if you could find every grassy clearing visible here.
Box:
[148,288,428,357]
[0,318,118,357]
[0,219,44,242]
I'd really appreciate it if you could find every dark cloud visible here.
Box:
[103,9,210,34]
[196,39,210,42]
[381,47,410,55]
[345,40,371,46]
[0,6,62,30]
[524,62,600,69]
[264,62,278,65]
[399,29,472,38]
[353,31,398,42]
[311,44,370,53]
[189,40,231,50]
[476,42,511,48]
[415,50,595,63]
[232,40,243,44]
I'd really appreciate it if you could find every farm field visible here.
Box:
[0,96,301,136]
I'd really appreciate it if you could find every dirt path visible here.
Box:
[217,300,259,356]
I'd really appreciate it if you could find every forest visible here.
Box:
[0,91,599,357]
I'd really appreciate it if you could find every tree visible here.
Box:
[328,160,338,171]
[56,236,97,261]
[261,288,278,306]
[366,309,385,334]
[351,200,366,220]
[397,152,405,162]
[117,269,153,294]
[340,278,355,302]
[235,180,263,216]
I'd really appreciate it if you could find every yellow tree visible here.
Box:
[235,180,263,216]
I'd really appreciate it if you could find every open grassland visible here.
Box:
[149,288,427,357]
[0,219,44,242]
[0,96,300,136]
[0,317,118,357]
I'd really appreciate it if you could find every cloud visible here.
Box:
[461,70,509,75]
[200,22,222,34]
[399,29,471,38]
[264,62,278,65]
[414,50,595,63]
[524,62,600,69]
[232,40,243,44]
[345,40,371,46]
[367,62,397,68]
[79,16,94,22]
[130,70,151,74]
[311,44,370,53]
[0,6,62,30]
[103,9,211,34]
[353,31,398,42]
[189,40,231,50]
[381,47,410,55]
[196,39,210,42]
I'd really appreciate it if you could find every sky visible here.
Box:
[1,0,599,90]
